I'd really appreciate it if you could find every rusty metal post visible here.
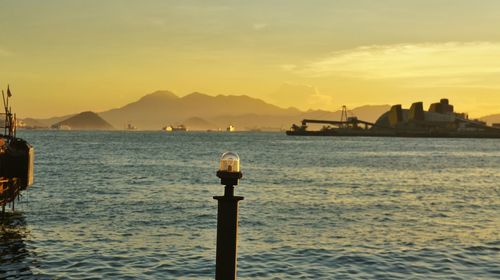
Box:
[214,170,243,280]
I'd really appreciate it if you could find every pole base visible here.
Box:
[216,171,242,186]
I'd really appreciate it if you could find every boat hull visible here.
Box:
[0,138,34,206]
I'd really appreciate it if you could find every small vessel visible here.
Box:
[53,124,72,130]
[0,85,34,212]
[227,125,235,132]
[126,123,137,130]
[163,124,188,132]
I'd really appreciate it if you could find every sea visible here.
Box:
[1,131,499,279]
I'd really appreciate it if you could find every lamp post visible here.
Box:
[214,152,243,280]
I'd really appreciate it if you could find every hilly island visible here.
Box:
[51,111,114,130]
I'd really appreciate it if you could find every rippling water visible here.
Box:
[1,131,499,279]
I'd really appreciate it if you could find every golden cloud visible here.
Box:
[269,83,335,110]
[0,48,12,57]
[296,42,500,88]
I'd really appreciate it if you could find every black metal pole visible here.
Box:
[214,171,243,280]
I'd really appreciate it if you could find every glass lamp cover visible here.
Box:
[219,152,240,172]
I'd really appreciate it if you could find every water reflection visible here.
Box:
[12,131,500,279]
[0,212,35,279]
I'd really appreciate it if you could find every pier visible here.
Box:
[287,99,500,138]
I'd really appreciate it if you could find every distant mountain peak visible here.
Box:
[183,116,217,130]
[216,94,253,99]
[182,92,211,99]
[139,90,178,101]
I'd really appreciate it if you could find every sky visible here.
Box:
[1,0,500,118]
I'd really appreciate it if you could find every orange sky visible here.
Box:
[1,0,500,118]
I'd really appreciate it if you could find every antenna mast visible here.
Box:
[341,105,348,122]
[1,86,14,137]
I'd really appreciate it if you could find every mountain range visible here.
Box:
[28,91,500,131]
[23,91,392,131]
[478,114,500,125]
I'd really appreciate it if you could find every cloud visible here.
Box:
[270,83,334,110]
[252,23,268,31]
[294,42,500,88]
[146,17,167,28]
[0,48,12,57]
[279,64,297,71]
[175,4,232,14]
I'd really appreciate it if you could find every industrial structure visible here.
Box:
[287,99,500,138]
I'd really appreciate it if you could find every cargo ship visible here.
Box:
[287,99,500,138]
[1,85,34,213]
[163,124,188,132]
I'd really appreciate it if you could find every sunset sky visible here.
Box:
[1,0,500,118]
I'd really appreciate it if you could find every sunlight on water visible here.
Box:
[1,131,499,279]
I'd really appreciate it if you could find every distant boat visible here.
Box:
[227,125,235,132]
[54,124,71,130]
[126,123,137,130]
[163,124,188,132]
